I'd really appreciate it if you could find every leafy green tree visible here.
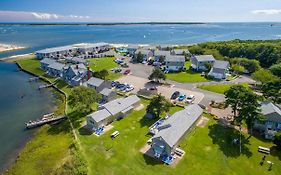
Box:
[273,132,281,149]
[146,94,171,118]
[148,68,166,82]
[252,68,279,84]
[135,52,144,63]
[188,45,204,55]
[270,63,281,78]
[99,69,109,80]
[231,64,245,75]
[204,62,213,72]
[261,79,281,103]
[159,55,166,63]
[225,85,261,133]
[68,86,101,113]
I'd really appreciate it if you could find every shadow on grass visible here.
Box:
[270,146,281,161]
[139,114,158,128]
[208,123,253,158]
[47,119,72,135]
[142,154,163,166]
[78,126,92,136]
[67,110,92,129]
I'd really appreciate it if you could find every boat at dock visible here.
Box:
[25,113,66,129]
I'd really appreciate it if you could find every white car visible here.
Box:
[186,95,195,103]
[126,85,134,92]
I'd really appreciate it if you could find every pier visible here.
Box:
[25,113,66,129]
[29,77,40,82]
[38,84,53,90]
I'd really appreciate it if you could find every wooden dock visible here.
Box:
[29,77,40,82]
[38,84,53,90]
[25,113,66,129]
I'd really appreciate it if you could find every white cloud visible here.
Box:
[0,10,92,22]
[252,9,281,15]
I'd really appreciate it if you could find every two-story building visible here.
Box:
[190,55,216,71]
[208,60,230,80]
[63,64,89,86]
[165,55,185,71]
[86,77,111,92]
[254,101,281,139]
[135,49,154,61]
[47,62,66,77]
[40,58,56,71]
[154,50,171,62]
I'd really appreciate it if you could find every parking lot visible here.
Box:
[116,75,204,104]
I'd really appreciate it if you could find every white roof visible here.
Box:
[89,109,112,123]
[36,45,74,54]
[153,104,203,148]
[103,95,140,116]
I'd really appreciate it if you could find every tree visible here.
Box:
[146,94,171,118]
[68,86,101,113]
[231,64,245,75]
[159,55,166,63]
[270,63,281,78]
[252,68,279,84]
[148,68,166,82]
[135,52,144,63]
[273,132,281,149]
[225,85,261,133]
[99,69,109,80]
[204,62,213,72]
[261,79,281,103]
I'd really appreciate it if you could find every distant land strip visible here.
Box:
[0,22,207,26]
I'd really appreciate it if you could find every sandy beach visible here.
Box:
[0,43,26,53]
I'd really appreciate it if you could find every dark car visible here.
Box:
[171,91,180,100]
[124,69,131,75]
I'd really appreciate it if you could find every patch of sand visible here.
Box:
[196,117,209,128]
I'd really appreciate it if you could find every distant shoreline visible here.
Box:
[0,43,26,53]
[0,22,208,26]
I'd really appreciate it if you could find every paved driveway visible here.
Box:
[116,75,204,104]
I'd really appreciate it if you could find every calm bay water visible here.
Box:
[0,62,56,172]
[0,22,281,172]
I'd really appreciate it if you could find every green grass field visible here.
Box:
[78,104,281,175]
[199,83,249,94]
[9,57,281,175]
[166,61,210,83]
[88,57,122,80]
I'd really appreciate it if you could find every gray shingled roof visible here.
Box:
[48,62,66,71]
[261,101,281,122]
[136,49,152,55]
[154,50,171,56]
[40,58,56,65]
[193,55,215,62]
[66,57,86,64]
[100,88,113,96]
[36,45,74,54]
[153,104,203,148]
[89,109,112,123]
[165,55,185,62]
[213,60,230,70]
[173,49,190,55]
[87,77,104,87]
[103,95,140,116]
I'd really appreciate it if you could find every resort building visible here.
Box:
[86,95,141,130]
[208,60,230,80]
[100,88,117,102]
[154,50,171,62]
[36,45,76,60]
[151,104,203,158]
[190,55,216,71]
[171,49,190,56]
[135,49,154,61]
[63,64,90,86]
[165,55,185,71]
[76,42,110,54]
[126,45,140,55]
[86,77,111,92]
[254,101,281,139]
[40,58,56,71]
[47,62,66,77]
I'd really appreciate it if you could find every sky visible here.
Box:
[0,0,281,22]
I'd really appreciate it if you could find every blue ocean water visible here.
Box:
[0,22,281,172]
[0,23,281,58]
[0,62,56,172]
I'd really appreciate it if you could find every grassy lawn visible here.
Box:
[166,61,210,83]
[88,57,122,80]
[199,83,249,94]
[78,102,281,175]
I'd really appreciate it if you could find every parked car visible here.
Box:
[186,95,195,103]
[124,69,131,75]
[142,60,147,64]
[126,85,134,92]
[171,91,180,100]
[178,94,186,101]
[164,70,169,74]
[148,60,154,65]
